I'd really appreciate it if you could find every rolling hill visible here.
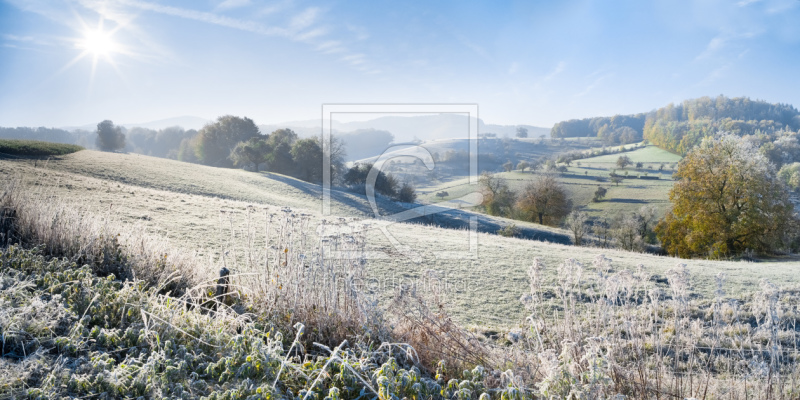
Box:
[2,149,799,328]
[261,114,550,144]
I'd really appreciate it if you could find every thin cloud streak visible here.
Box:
[215,0,252,12]
[110,1,376,74]
[543,61,566,82]
[117,0,290,37]
[575,73,612,97]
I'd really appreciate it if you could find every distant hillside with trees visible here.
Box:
[643,96,800,155]
[550,96,800,182]
[0,127,94,148]
[550,113,647,144]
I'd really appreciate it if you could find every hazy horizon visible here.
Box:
[2,0,800,128]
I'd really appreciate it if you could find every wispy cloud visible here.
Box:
[3,34,36,42]
[108,1,376,73]
[117,0,290,37]
[575,72,612,97]
[454,33,493,63]
[737,0,763,6]
[7,0,380,78]
[2,32,56,49]
[295,27,328,42]
[697,64,731,86]
[543,61,566,81]
[255,0,292,17]
[289,7,320,32]
[695,36,727,60]
[215,0,252,12]
[316,40,345,54]
[340,53,366,66]
[765,0,799,14]
[346,24,369,41]
[695,31,758,61]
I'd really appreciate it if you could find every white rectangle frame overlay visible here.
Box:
[322,104,479,260]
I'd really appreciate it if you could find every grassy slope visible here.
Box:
[420,146,681,219]
[569,145,682,218]
[2,150,799,328]
[357,137,599,190]
[579,145,682,164]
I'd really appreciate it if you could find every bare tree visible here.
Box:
[565,210,591,246]
[593,218,612,248]
[616,155,632,169]
[478,172,515,216]
[516,173,572,225]
[612,213,644,252]
[324,135,347,185]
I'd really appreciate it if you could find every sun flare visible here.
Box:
[79,29,117,57]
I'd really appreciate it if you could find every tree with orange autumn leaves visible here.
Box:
[655,134,798,258]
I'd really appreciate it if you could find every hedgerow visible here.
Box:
[0,139,83,157]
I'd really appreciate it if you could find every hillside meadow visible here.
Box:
[420,145,682,220]
[2,149,799,329]
[364,137,600,189]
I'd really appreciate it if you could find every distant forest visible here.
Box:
[0,125,198,159]
[0,127,95,149]
[0,124,394,165]
[551,95,800,164]
[643,96,800,156]
[551,113,647,145]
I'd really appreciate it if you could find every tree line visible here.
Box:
[0,126,95,148]
[549,95,800,193]
[91,116,421,201]
[550,113,647,144]
[549,96,800,156]
[643,96,800,155]
[92,116,347,185]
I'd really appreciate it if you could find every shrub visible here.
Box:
[344,163,399,198]
[397,182,417,203]
[497,223,520,237]
[592,186,607,202]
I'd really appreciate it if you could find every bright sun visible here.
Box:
[57,18,129,83]
[80,29,117,57]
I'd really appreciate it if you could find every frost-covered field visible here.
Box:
[2,150,799,327]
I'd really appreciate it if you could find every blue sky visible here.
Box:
[1,0,799,128]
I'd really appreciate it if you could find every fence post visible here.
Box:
[215,267,230,308]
